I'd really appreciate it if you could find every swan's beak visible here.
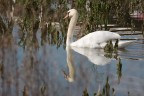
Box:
[64,13,69,19]
[62,70,74,82]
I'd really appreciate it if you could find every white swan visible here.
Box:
[64,9,134,48]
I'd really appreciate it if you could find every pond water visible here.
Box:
[0,23,143,96]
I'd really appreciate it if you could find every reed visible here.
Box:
[0,0,143,48]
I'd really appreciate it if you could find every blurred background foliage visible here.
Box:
[0,0,144,48]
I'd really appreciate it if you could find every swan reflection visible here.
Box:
[63,46,75,82]
[71,47,114,65]
[63,46,117,82]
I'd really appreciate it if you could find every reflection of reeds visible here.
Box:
[0,63,4,79]
[82,77,113,96]
[82,88,89,96]
[117,58,122,84]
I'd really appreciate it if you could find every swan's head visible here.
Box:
[64,9,78,19]
[62,70,74,82]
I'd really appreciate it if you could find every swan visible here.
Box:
[64,9,134,48]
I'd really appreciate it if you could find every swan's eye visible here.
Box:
[64,11,70,19]
[67,11,70,15]
[67,11,71,17]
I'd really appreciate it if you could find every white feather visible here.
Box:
[71,31,121,48]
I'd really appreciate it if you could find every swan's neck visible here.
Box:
[66,14,78,46]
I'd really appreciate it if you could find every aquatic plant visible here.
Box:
[82,77,116,96]
[117,58,122,84]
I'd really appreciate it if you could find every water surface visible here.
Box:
[0,24,144,96]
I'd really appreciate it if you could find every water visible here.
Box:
[0,22,143,96]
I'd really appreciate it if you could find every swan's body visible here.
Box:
[65,9,134,48]
[71,31,120,48]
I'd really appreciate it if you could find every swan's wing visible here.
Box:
[91,31,121,43]
[71,31,120,48]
